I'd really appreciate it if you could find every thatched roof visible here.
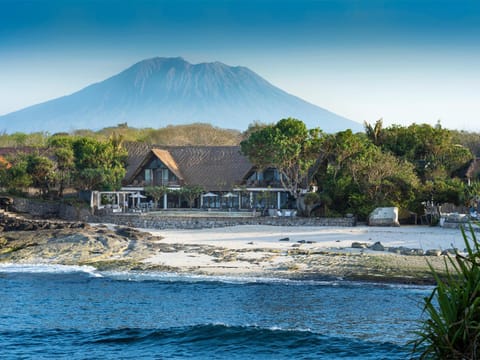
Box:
[123,143,253,191]
[123,142,151,183]
[151,149,184,181]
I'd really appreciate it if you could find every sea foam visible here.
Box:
[0,263,102,277]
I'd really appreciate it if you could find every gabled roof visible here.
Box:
[151,148,184,181]
[165,146,253,191]
[123,143,254,191]
[123,142,151,183]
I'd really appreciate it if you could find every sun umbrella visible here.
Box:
[201,192,218,208]
[129,192,146,208]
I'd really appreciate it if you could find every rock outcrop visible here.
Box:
[0,209,85,232]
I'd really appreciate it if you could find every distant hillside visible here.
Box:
[0,57,362,133]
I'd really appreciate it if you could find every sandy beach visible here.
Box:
[140,225,471,283]
[1,221,473,284]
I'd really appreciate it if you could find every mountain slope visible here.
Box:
[0,57,362,133]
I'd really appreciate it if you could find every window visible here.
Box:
[145,169,152,185]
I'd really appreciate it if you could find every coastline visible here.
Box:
[0,223,467,285]
[140,225,465,284]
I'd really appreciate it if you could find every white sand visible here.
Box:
[148,225,468,251]
[141,225,473,279]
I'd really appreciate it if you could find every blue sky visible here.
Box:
[1,0,479,131]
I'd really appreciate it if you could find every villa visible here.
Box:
[91,143,293,212]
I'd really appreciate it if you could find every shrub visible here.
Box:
[412,224,480,359]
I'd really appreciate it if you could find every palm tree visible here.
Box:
[364,118,383,146]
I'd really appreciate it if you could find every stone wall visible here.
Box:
[8,197,357,229]
[11,196,92,222]
[12,197,60,218]
[58,204,93,222]
[87,213,356,229]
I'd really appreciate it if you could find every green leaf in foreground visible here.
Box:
[411,224,480,359]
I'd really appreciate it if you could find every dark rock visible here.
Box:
[411,249,424,256]
[369,241,385,251]
[279,237,290,242]
[388,247,400,254]
[425,249,442,256]
[399,247,414,255]
[351,242,368,249]
[0,196,14,210]
[441,248,457,256]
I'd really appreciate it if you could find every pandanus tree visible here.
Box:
[412,225,480,359]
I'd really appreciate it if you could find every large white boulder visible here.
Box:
[368,207,400,227]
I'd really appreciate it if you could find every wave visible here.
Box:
[100,270,343,285]
[0,263,431,291]
[0,263,102,277]
[99,270,432,290]
[1,324,410,359]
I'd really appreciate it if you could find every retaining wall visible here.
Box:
[88,213,356,229]
[9,197,356,229]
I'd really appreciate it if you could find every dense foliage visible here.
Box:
[0,135,127,197]
[311,129,421,218]
[240,118,324,213]
[242,119,476,219]
[0,123,242,147]
[0,120,478,217]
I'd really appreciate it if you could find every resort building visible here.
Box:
[92,143,293,212]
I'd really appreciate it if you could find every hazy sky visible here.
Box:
[1,0,479,131]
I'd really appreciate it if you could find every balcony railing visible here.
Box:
[245,180,282,188]
[144,179,180,187]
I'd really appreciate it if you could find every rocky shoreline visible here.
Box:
[0,211,458,285]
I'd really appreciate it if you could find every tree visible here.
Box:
[0,155,31,193]
[72,137,127,191]
[180,185,204,208]
[25,154,56,198]
[451,130,480,157]
[241,118,324,214]
[145,185,170,208]
[241,121,270,141]
[364,118,383,146]
[348,147,420,215]
[48,135,75,197]
[313,131,420,219]
[380,123,473,181]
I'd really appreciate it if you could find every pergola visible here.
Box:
[91,190,137,212]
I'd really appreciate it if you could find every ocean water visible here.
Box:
[0,264,430,359]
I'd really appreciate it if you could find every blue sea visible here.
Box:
[0,264,429,359]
